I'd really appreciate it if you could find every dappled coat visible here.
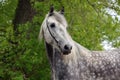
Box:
[46,42,120,80]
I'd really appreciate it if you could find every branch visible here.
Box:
[86,0,108,24]
[86,0,99,14]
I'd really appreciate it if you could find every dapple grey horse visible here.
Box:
[39,6,120,80]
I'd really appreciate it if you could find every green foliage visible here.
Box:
[0,0,120,80]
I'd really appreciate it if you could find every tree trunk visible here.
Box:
[12,0,36,79]
[12,0,36,34]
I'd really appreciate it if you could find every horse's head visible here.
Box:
[39,6,73,55]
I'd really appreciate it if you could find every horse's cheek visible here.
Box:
[44,33,52,44]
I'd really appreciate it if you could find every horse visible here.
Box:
[39,6,120,80]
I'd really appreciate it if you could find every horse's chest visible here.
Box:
[52,49,88,80]
[53,60,81,80]
[53,57,86,79]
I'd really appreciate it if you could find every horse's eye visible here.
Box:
[50,23,55,28]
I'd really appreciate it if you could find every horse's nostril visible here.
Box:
[63,44,72,55]
[64,44,72,50]
[64,45,69,50]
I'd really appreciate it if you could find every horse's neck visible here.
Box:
[45,42,54,65]
[61,41,91,62]
[74,41,92,59]
[45,42,62,65]
[45,41,92,80]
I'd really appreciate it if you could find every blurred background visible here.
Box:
[0,0,120,80]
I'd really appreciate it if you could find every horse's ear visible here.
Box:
[49,5,54,16]
[60,6,64,15]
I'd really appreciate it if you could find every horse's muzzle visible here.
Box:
[63,44,72,55]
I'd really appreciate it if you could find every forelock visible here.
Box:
[48,11,68,27]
